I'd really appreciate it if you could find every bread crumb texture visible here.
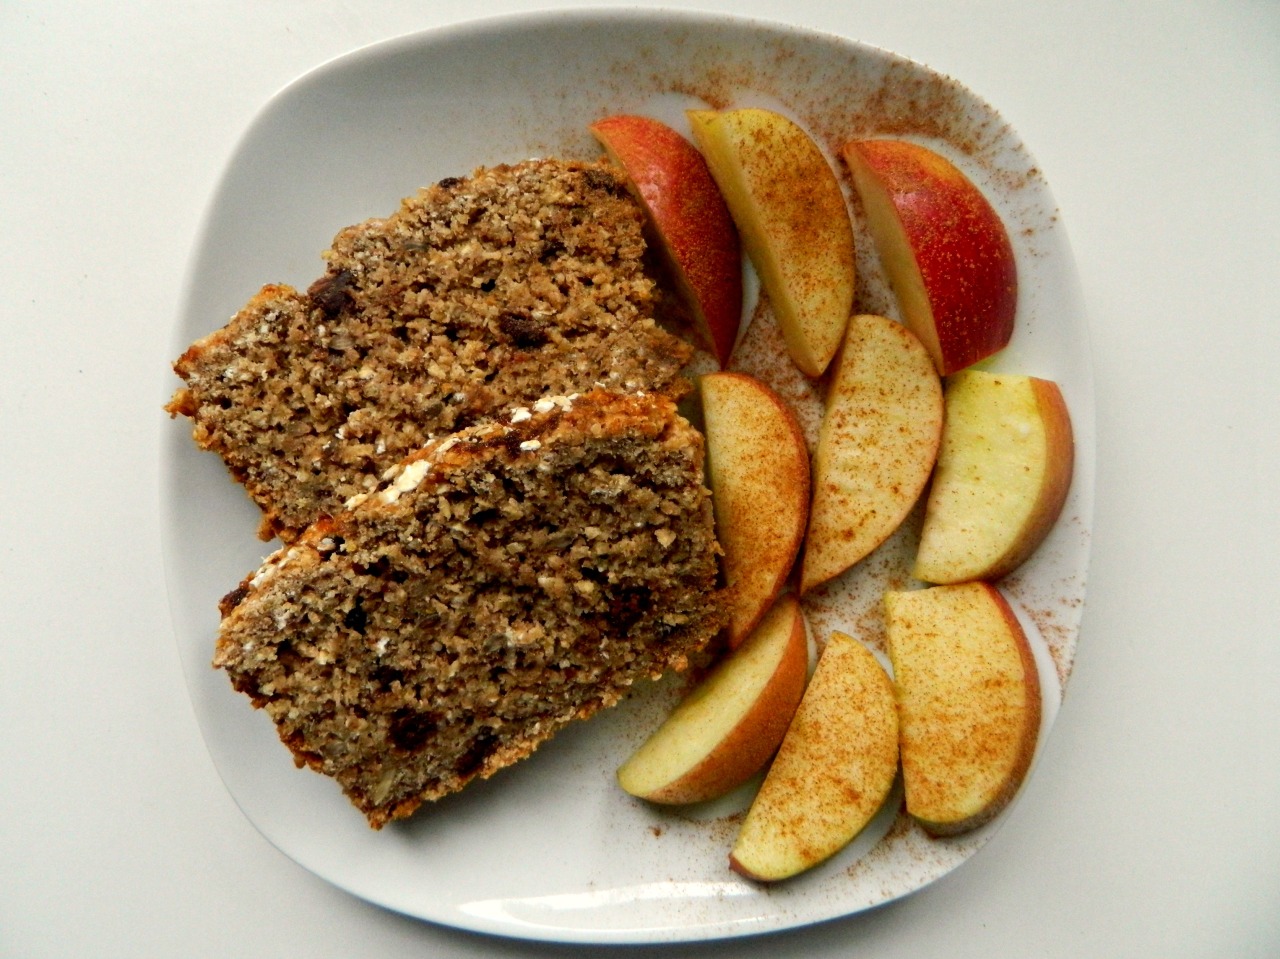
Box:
[213,390,726,828]
[167,159,693,542]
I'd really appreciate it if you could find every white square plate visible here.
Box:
[162,8,1093,944]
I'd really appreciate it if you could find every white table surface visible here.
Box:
[4,1,1277,956]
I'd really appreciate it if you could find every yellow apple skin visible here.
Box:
[591,115,743,367]
[842,139,1017,376]
[701,372,810,647]
[914,371,1074,584]
[729,630,898,882]
[617,595,809,805]
[883,582,1041,836]
[800,314,943,594]
[688,108,855,378]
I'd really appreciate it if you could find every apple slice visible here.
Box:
[617,594,809,805]
[701,372,810,647]
[729,630,898,882]
[800,314,943,594]
[883,582,1042,835]
[914,370,1074,584]
[687,107,855,378]
[842,138,1017,376]
[591,115,743,367]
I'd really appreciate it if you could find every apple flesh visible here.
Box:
[842,138,1017,376]
[729,630,898,882]
[701,371,810,647]
[591,115,743,367]
[800,313,943,594]
[914,370,1074,584]
[688,107,855,378]
[617,594,809,805]
[883,582,1042,835]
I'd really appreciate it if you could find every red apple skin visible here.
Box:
[842,139,1017,375]
[591,115,743,367]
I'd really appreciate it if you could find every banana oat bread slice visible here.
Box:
[213,390,726,828]
[167,158,694,543]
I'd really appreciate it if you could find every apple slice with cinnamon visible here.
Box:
[591,114,743,367]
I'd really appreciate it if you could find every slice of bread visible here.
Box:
[167,159,693,542]
[213,390,726,828]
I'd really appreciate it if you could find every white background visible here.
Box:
[3,1,1277,957]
